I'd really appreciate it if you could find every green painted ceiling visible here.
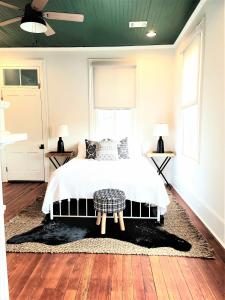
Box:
[0,0,200,47]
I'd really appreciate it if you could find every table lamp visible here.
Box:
[153,124,169,153]
[56,124,69,153]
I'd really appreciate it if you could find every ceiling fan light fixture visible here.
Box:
[20,3,47,33]
[146,30,157,38]
[20,15,47,33]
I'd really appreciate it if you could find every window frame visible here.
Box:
[1,66,40,89]
[181,30,204,162]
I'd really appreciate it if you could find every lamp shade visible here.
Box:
[20,4,47,33]
[57,125,69,137]
[20,17,47,33]
[153,124,169,137]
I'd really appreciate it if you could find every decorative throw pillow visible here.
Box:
[117,137,129,159]
[96,139,119,160]
[85,139,97,159]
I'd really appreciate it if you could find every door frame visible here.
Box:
[0,60,49,182]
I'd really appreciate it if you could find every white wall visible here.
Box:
[173,0,225,246]
[0,48,174,177]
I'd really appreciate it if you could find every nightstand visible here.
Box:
[46,151,76,169]
[146,152,175,188]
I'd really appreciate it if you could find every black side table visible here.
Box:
[146,152,175,188]
[46,151,75,169]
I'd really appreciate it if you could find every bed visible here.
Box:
[42,156,170,222]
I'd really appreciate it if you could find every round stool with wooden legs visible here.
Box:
[96,211,101,225]
[93,189,126,235]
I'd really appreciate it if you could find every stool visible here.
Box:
[93,189,126,234]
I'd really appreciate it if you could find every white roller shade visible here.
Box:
[182,33,201,106]
[93,63,136,108]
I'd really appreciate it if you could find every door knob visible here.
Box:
[39,144,44,149]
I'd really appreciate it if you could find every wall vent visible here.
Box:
[129,21,147,28]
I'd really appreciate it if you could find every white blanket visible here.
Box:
[42,157,170,215]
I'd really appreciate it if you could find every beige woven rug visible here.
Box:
[5,193,214,258]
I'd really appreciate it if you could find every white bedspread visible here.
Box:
[42,157,170,215]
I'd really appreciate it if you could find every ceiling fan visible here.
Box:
[0,0,84,36]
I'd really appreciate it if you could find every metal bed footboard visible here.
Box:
[49,198,161,222]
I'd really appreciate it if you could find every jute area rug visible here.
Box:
[5,193,214,258]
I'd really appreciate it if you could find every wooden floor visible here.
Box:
[3,182,225,300]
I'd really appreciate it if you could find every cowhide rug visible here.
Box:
[7,214,191,251]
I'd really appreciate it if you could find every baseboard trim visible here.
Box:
[172,186,225,250]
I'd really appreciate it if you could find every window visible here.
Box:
[94,109,134,140]
[3,68,38,86]
[181,33,202,160]
[90,60,136,140]
[93,63,136,109]
[4,69,20,86]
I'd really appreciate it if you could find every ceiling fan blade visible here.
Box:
[43,12,84,22]
[0,1,21,10]
[31,0,48,11]
[44,21,55,36]
[0,17,22,27]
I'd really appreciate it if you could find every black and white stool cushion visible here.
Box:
[94,189,126,213]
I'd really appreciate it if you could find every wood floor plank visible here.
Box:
[167,257,192,300]
[39,288,64,300]
[63,289,77,300]
[131,255,145,300]
[140,256,157,300]
[55,255,77,296]
[159,256,181,300]
[74,254,95,300]
[3,183,29,201]
[7,253,21,277]
[196,259,225,300]
[188,258,216,300]
[110,255,123,300]
[122,255,134,300]
[8,254,30,284]
[150,256,169,300]
[178,257,205,300]
[16,254,53,300]
[86,254,102,300]
[97,254,113,300]
[206,258,225,296]
[4,183,40,203]
[9,254,43,299]
[67,254,87,291]
[43,254,70,289]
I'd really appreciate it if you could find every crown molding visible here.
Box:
[0,44,174,52]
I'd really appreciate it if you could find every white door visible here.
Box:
[3,88,45,181]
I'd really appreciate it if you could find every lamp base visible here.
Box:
[57,137,64,153]
[157,136,164,153]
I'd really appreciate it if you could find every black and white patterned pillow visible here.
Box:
[96,139,119,160]
[85,139,97,159]
[117,137,129,159]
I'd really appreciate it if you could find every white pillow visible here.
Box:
[96,139,119,160]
